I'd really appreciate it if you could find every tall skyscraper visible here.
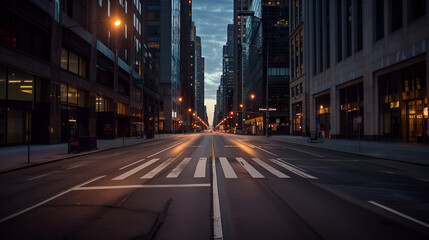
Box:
[147,0,181,133]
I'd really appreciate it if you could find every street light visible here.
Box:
[114,20,121,26]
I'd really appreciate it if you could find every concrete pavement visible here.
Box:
[0,134,177,173]
[271,135,429,166]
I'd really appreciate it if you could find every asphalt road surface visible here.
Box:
[1,132,428,239]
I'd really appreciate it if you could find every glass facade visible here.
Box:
[292,102,302,135]
[378,61,427,142]
[0,65,41,145]
[316,94,330,138]
[60,84,89,142]
[339,82,364,138]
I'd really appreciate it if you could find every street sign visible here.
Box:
[259,108,277,111]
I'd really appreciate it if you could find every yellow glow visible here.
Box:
[178,97,182,102]
[320,105,324,109]
[114,20,121,26]
[251,94,255,99]
[188,108,192,112]
[424,107,428,118]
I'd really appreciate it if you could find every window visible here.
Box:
[68,52,79,74]
[61,48,87,78]
[0,65,5,99]
[408,0,426,22]
[346,0,352,57]
[391,0,402,32]
[356,0,363,51]
[7,70,34,101]
[99,0,102,7]
[107,0,110,17]
[336,0,343,62]
[375,0,384,41]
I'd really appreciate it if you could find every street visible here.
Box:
[1,133,429,239]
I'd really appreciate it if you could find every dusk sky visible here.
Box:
[192,0,233,126]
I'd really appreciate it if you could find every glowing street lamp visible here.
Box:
[114,20,121,26]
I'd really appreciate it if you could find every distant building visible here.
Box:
[147,0,181,133]
[244,0,290,135]
[195,36,205,119]
[289,0,306,136]
[304,0,428,143]
[0,0,159,145]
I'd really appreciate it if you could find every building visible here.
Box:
[244,0,290,135]
[233,0,248,124]
[147,0,181,133]
[289,0,307,136]
[195,36,205,118]
[305,0,428,143]
[180,0,193,132]
[0,0,159,145]
[223,24,235,117]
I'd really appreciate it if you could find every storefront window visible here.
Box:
[0,65,5,99]
[7,70,34,101]
[60,84,67,102]
[68,52,79,75]
[315,94,330,137]
[339,82,364,138]
[379,61,427,142]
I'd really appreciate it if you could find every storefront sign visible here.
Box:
[259,108,277,111]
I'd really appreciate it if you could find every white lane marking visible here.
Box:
[252,158,290,178]
[166,158,191,178]
[141,158,176,179]
[420,179,429,182]
[112,159,160,180]
[0,175,105,224]
[219,157,238,178]
[119,159,145,170]
[270,159,317,179]
[241,142,278,156]
[369,201,429,228]
[26,171,63,181]
[213,159,223,240]
[187,145,203,147]
[66,164,86,170]
[281,146,325,158]
[76,183,210,190]
[224,145,239,147]
[194,157,207,178]
[147,141,184,158]
[235,157,264,178]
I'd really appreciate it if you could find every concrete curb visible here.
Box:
[270,137,429,167]
[0,136,174,174]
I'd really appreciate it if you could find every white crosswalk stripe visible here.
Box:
[252,158,290,178]
[141,158,176,179]
[219,157,238,178]
[167,158,191,178]
[194,157,207,178]
[269,158,317,179]
[111,156,316,181]
[235,157,264,178]
[113,158,160,180]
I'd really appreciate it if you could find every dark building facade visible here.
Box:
[244,0,290,135]
[305,0,428,143]
[0,0,159,145]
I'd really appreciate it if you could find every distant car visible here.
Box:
[235,127,243,134]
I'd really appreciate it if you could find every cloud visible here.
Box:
[193,0,233,125]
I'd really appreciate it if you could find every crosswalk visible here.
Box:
[111,157,318,181]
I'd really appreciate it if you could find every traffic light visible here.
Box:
[229,111,234,116]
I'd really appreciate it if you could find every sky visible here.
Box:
[192,0,233,127]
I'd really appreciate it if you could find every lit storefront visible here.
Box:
[378,61,427,143]
[339,82,364,139]
[60,84,89,143]
[315,93,330,138]
[0,65,44,145]
[292,102,302,135]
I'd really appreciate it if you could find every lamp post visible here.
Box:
[266,45,269,137]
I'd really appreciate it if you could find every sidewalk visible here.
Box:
[0,134,177,173]
[271,135,429,166]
